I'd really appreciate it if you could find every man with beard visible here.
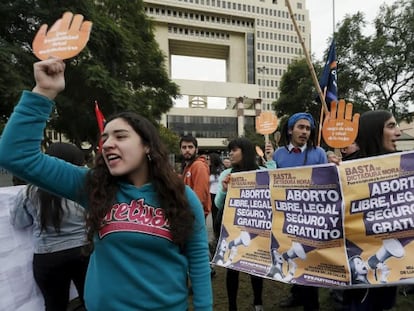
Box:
[273,112,327,311]
[180,135,211,219]
[180,135,215,281]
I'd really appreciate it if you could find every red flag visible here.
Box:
[94,101,106,150]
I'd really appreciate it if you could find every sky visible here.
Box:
[307,0,397,60]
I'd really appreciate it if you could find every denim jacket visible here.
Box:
[10,186,88,253]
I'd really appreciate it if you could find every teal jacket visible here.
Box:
[0,91,212,311]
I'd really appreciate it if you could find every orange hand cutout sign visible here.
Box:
[256,111,278,135]
[32,12,93,60]
[322,99,360,148]
[256,111,278,143]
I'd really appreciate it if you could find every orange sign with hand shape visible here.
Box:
[322,99,360,148]
[32,12,93,60]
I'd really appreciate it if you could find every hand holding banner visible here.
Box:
[322,100,360,148]
[213,152,414,288]
[32,12,93,60]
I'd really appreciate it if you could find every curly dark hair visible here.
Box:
[84,112,194,252]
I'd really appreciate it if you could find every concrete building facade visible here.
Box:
[143,0,311,150]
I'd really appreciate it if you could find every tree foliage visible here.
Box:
[244,126,267,150]
[273,58,322,122]
[159,124,180,155]
[274,0,412,123]
[0,0,179,151]
[335,0,414,119]
[272,54,371,148]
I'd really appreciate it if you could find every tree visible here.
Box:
[244,126,267,150]
[0,1,39,122]
[0,0,179,150]
[272,54,370,147]
[335,0,414,119]
[273,58,322,121]
[159,124,180,155]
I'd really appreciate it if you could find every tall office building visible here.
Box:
[143,0,311,151]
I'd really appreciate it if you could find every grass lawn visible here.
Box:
[207,266,414,311]
[202,215,414,310]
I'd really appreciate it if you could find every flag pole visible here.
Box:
[332,0,336,35]
[317,87,328,146]
[285,0,329,115]
[332,0,337,94]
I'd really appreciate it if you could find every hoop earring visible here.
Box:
[146,153,152,162]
